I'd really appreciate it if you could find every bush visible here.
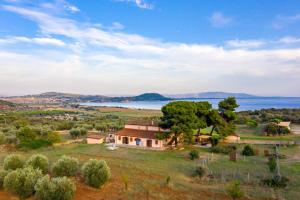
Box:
[195,166,206,178]
[210,145,236,154]
[262,176,289,188]
[82,159,111,188]
[189,150,199,160]
[79,128,87,136]
[267,156,277,172]
[52,156,79,177]
[47,131,61,144]
[4,154,25,170]
[69,129,80,138]
[35,175,76,200]
[225,180,244,200]
[0,132,5,144]
[242,145,255,156]
[246,119,258,128]
[0,169,9,188]
[16,126,37,142]
[18,139,51,149]
[26,154,49,174]
[4,167,42,199]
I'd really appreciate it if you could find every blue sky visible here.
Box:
[0,0,300,96]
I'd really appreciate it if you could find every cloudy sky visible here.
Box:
[0,0,300,96]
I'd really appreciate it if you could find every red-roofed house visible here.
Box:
[115,124,169,149]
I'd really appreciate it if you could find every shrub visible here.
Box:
[3,167,42,199]
[82,159,111,188]
[189,150,199,160]
[165,176,171,186]
[52,156,79,177]
[225,180,244,200]
[267,156,277,173]
[0,169,9,188]
[35,175,76,200]
[4,154,25,170]
[210,145,236,155]
[122,175,129,190]
[79,128,87,136]
[47,131,61,144]
[0,132,5,144]
[26,154,49,174]
[16,126,37,142]
[242,145,255,156]
[18,139,51,150]
[210,135,220,147]
[262,176,289,188]
[195,166,206,178]
[69,129,80,138]
[246,119,258,128]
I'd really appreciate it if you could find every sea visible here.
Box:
[80,97,300,111]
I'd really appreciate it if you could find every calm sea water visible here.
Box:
[80,97,300,111]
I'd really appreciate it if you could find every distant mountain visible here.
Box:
[166,92,259,99]
[6,92,171,103]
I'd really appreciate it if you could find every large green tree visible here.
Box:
[216,97,239,137]
[195,101,212,134]
[159,101,199,146]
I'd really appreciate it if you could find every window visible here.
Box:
[155,140,158,145]
[118,136,121,140]
[130,137,133,142]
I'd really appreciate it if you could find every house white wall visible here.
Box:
[115,135,164,148]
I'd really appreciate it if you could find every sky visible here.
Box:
[0,0,300,96]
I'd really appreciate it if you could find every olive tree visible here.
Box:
[82,159,111,188]
[0,169,9,188]
[52,156,79,177]
[3,167,42,199]
[26,154,49,174]
[35,175,76,200]
[4,154,25,170]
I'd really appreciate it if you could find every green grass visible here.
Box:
[0,143,299,199]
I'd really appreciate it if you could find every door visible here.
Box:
[146,140,152,147]
[122,137,129,144]
[135,138,141,146]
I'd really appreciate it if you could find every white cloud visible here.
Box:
[277,36,300,44]
[0,5,300,96]
[0,36,66,46]
[208,12,232,28]
[273,13,300,29]
[225,39,266,48]
[109,22,125,31]
[116,0,153,10]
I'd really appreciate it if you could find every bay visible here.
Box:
[80,97,300,111]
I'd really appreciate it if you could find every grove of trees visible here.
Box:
[159,97,239,146]
[0,154,111,200]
